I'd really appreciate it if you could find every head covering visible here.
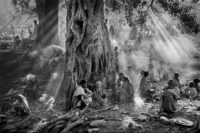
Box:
[79,80,87,86]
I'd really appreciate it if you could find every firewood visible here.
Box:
[61,118,84,133]
[96,106,114,112]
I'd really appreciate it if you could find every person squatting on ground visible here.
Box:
[159,80,180,115]
[72,80,92,110]
[12,94,30,117]
[185,82,198,100]
[119,77,134,103]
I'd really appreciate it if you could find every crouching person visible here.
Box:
[93,79,108,108]
[159,80,180,115]
[12,94,30,117]
[72,80,92,110]
[187,82,197,100]
[117,77,134,103]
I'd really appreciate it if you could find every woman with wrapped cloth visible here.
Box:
[159,80,180,115]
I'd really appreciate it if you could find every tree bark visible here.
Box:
[60,0,115,111]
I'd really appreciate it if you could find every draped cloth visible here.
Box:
[117,82,134,102]
[189,87,197,99]
[72,86,92,109]
[159,90,179,114]
[13,94,30,116]
[139,77,150,98]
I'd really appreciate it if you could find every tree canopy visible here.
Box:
[105,0,200,34]
[11,0,200,34]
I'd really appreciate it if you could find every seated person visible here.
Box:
[188,82,197,100]
[117,73,125,88]
[117,77,134,103]
[72,80,92,110]
[159,80,180,115]
[94,80,103,100]
[23,74,39,100]
[94,81,108,108]
[182,83,190,98]
[193,79,200,95]
[12,94,30,117]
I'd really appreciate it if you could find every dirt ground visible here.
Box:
[1,95,199,133]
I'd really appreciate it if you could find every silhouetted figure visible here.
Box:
[172,73,181,94]
[109,25,116,39]
[193,79,200,94]
[139,71,151,99]
[32,20,39,47]
[12,94,30,117]
[119,77,134,102]
[188,82,197,100]
[14,35,21,50]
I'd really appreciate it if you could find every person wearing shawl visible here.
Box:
[139,71,151,99]
[193,79,200,95]
[188,82,197,100]
[172,73,182,93]
[120,77,134,102]
[117,73,125,88]
[159,80,180,115]
[94,79,103,100]
[13,94,30,117]
[72,80,92,110]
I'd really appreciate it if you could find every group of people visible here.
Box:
[66,69,200,116]
[137,70,200,116]
[72,72,135,111]
[159,73,200,115]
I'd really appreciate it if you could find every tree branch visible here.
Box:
[147,0,156,10]
[93,0,104,15]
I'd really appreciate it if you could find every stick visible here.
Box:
[61,118,84,133]
[96,106,114,112]
[0,87,26,101]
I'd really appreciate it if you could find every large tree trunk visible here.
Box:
[61,0,115,111]
[35,0,59,48]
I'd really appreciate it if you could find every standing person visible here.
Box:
[138,71,151,99]
[32,20,39,47]
[13,35,21,50]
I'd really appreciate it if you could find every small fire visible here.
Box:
[39,94,55,111]
[134,95,144,107]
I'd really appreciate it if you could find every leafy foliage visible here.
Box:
[105,0,146,26]
[11,0,200,33]
[105,0,199,33]
[11,0,36,14]
[157,0,199,33]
